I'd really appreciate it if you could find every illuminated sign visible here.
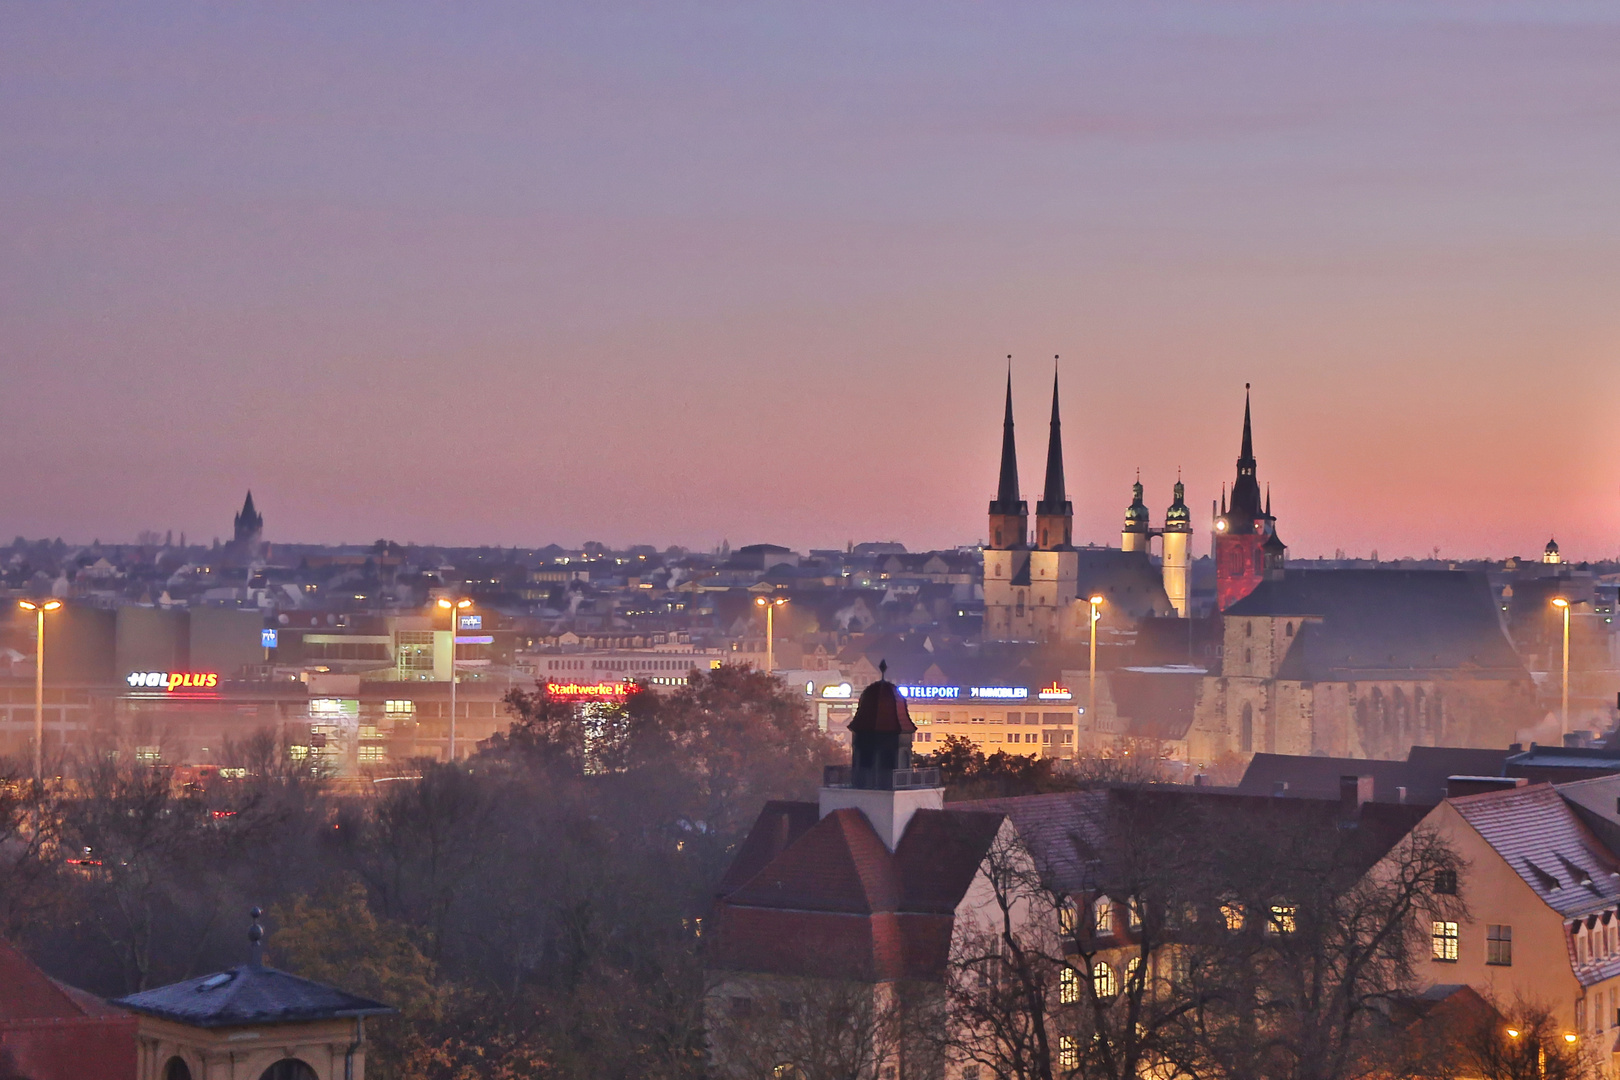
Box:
[971,686,1028,700]
[459,614,483,630]
[1037,683,1074,702]
[805,681,815,696]
[898,685,961,700]
[454,635,494,645]
[126,671,219,691]
[821,683,853,699]
[261,628,278,648]
[310,698,359,717]
[545,680,636,703]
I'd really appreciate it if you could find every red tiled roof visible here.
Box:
[715,804,1005,982]
[727,809,901,914]
[0,938,136,1080]
[716,800,820,896]
[0,938,90,1022]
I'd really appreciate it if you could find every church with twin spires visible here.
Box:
[982,372,1281,642]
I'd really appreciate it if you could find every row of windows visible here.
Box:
[1067,895,1293,937]
[918,713,1074,727]
[1431,921,1512,965]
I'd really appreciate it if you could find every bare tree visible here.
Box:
[708,974,927,1080]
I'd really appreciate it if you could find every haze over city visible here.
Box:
[5,2,1620,557]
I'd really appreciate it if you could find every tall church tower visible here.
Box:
[1162,475,1192,617]
[1027,369,1080,641]
[983,370,1031,641]
[1213,387,1284,610]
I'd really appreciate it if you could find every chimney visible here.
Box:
[1193,773,1207,787]
[1272,780,1288,797]
[1396,785,1408,805]
[1339,775,1374,820]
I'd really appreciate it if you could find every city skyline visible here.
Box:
[4,2,1619,556]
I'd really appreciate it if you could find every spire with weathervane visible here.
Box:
[1035,360,1073,550]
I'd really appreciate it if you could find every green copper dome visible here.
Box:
[1124,480,1150,528]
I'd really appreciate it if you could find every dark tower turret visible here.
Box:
[846,661,917,790]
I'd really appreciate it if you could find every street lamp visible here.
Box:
[18,600,62,782]
[1552,597,1571,735]
[436,597,472,761]
[1087,594,1104,752]
[755,595,788,674]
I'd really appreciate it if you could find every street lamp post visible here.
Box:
[755,595,788,674]
[18,600,62,782]
[1553,597,1571,735]
[436,597,472,761]
[1087,594,1104,755]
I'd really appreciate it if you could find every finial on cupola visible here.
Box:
[248,907,264,968]
[879,658,888,681]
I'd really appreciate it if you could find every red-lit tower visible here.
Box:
[1213,386,1285,610]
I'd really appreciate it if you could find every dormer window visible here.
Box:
[1094,896,1115,936]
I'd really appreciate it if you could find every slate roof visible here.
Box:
[1073,549,1173,619]
[113,965,393,1028]
[1450,783,1620,922]
[964,787,1428,894]
[1229,569,1527,681]
[1238,745,1512,805]
[713,804,1004,982]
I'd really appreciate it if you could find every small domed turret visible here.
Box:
[1124,479,1150,529]
[1165,478,1190,528]
[1544,537,1562,565]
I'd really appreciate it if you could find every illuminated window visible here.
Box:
[1058,899,1078,936]
[358,746,385,764]
[1094,896,1114,935]
[1059,967,1080,1004]
[1128,899,1143,931]
[1486,924,1512,966]
[1268,905,1297,935]
[1092,962,1117,1000]
[1221,902,1245,932]
[1432,921,1459,961]
[1125,957,1141,987]
[1058,1035,1078,1069]
[136,745,161,763]
[384,700,415,716]
[289,745,310,761]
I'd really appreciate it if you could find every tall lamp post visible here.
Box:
[18,600,62,782]
[436,597,472,761]
[1552,597,1571,735]
[1087,594,1104,751]
[755,595,788,674]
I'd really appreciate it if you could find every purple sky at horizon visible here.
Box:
[3,2,1619,559]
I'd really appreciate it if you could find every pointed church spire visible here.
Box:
[1240,383,1254,465]
[1037,361,1069,514]
[987,359,1029,549]
[995,363,1021,509]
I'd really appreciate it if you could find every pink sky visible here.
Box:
[2,2,1618,559]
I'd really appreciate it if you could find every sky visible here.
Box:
[3,2,1619,559]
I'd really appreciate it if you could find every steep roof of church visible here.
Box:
[1233,569,1528,681]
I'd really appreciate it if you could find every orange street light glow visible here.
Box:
[1552,597,1569,608]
